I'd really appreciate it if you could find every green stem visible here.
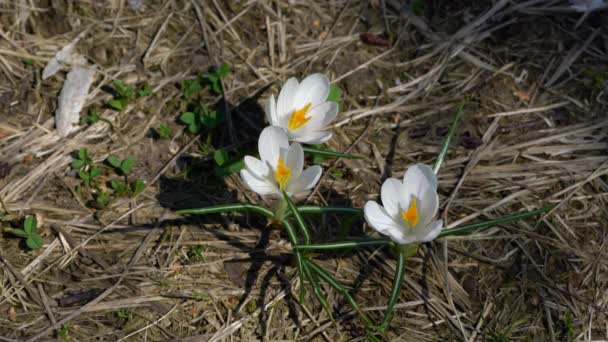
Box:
[302,264,333,320]
[176,203,274,219]
[295,205,362,216]
[304,258,374,328]
[433,104,463,174]
[437,206,552,238]
[380,248,406,332]
[302,146,363,159]
[294,238,392,250]
[281,219,307,303]
[281,191,311,244]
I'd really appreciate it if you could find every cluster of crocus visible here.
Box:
[240,73,443,246]
[178,72,549,337]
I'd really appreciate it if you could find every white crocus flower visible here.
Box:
[240,126,322,197]
[266,73,338,144]
[364,163,443,245]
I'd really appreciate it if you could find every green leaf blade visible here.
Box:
[26,234,43,249]
[214,149,228,166]
[180,112,196,125]
[106,156,121,168]
[281,191,311,244]
[303,146,363,160]
[437,206,552,238]
[132,179,146,194]
[121,158,135,174]
[433,104,463,174]
[78,148,88,161]
[24,215,37,235]
[176,203,274,219]
[12,229,28,238]
[71,160,85,169]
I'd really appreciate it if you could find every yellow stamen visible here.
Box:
[275,157,291,189]
[401,197,419,227]
[288,103,312,131]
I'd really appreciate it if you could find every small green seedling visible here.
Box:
[95,192,112,207]
[81,110,100,124]
[180,104,224,134]
[116,309,130,319]
[57,325,70,341]
[189,245,205,259]
[106,156,135,175]
[108,80,135,111]
[203,63,230,94]
[132,179,146,195]
[213,148,245,176]
[71,148,93,169]
[72,149,101,188]
[78,166,101,188]
[214,149,229,166]
[138,82,153,97]
[11,215,43,250]
[182,79,203,99]
[158,123,172,139]
[110,179,128,194]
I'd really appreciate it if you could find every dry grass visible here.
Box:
[0,0,607,341]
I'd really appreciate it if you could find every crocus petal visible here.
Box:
[403,163,437,191]
[382,226,415,245]
[290,130,332,145]
[244,156,270,179]
[293,73,330,110]
[284,143,304,179]
[259,126,289,168]
[277,77,298,125]
[364,201,403,236]
[417,189,439,228]
[286,165,321,194]
[292,101,337,134]
[240,169,277,195]
[266,94,278,126]
[380,178,404,217]
[416,220,443,242]
[321,101,338,126]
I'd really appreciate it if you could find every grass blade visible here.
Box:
[282,191,311,244]
[176,203,274,219]
[433,104,463,174]
[302,146,363,159]
[379,249,406,332]
[438,206,552,238]
[294,238,392,250]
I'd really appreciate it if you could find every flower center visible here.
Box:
[288,103,312,131]
[401,197,419,227]
[275,157,291,189]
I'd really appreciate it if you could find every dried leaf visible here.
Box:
[8,306,16,321]
[56,66,96,137]
[360,32,391,47]
[42,43,86,80]
[513,89,530,102]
